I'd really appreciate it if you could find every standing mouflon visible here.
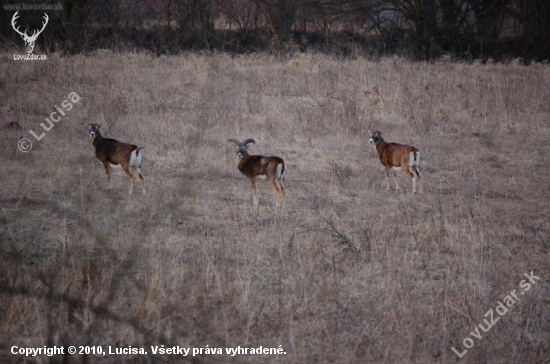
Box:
[88,123,146,195]
[228,138,286,209]
[369,130,422,194]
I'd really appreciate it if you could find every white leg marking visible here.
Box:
[393,170,400,191]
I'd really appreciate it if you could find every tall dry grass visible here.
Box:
[0,52,549,363]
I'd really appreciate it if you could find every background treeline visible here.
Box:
[1,0,549,61]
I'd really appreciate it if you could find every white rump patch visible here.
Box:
[408,151,420,175]
[276,164,285,189]
[409,152,420,166]
[130,149,143,170]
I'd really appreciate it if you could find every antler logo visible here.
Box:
[11,11,49,54]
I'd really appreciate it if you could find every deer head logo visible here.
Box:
[11,11,48,54]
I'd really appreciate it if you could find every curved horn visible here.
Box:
[242,138,256,146]
[227,138,241,145]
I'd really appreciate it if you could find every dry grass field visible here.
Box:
[1,52,549,363]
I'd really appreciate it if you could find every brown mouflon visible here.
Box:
[88,123,146,195]
[369,130,422,194]
[228,138,286,209]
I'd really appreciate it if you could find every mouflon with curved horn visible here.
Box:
[228,138,286,208]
